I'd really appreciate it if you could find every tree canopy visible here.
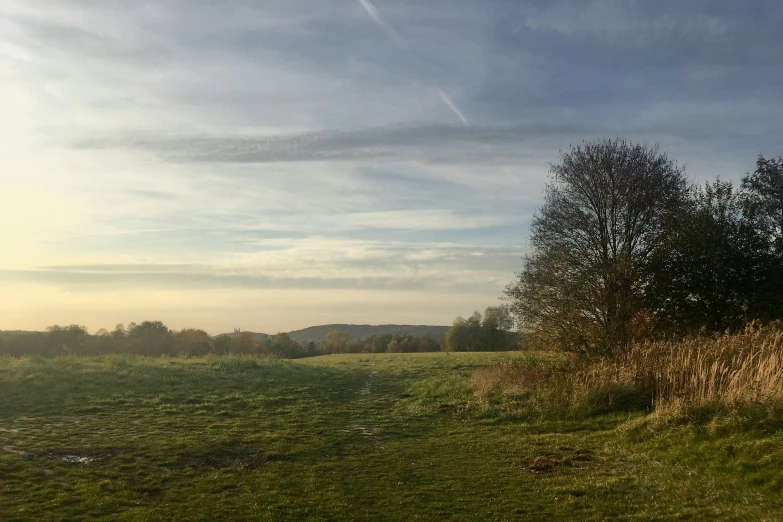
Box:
[505,139,690,355]
[506,146,783,354]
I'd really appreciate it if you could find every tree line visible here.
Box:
[505,140,783,356]
[0,322,312,358]
[0,308,519,358]
[1,322,220,358]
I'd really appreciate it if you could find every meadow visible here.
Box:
[1,351,782,520]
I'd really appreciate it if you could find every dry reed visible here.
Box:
[472,322,783,421]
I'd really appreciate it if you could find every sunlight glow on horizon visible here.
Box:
[1,1,781,332]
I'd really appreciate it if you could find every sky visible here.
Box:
[1,1,782,334]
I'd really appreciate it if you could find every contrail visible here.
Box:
[357,0,469,126]
[358,0,406,49]
[438,89,469,126]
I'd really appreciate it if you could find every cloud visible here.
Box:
[75,121,588,164]
[2,0,782,330]
[1,237,526,294]
[518,0,766,49]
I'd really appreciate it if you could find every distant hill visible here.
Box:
[213,324,449,343]
[286,324,449,343]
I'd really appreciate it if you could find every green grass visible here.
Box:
[0,352,781,520]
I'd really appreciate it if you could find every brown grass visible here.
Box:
[473,322,783,422]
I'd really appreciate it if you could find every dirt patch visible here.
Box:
[436,403,466,413]
[26,449,122,465]
[518,448,594,474]
[25,444,273,471]
[177,445,271,471]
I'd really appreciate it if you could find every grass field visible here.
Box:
[1,352,782,521]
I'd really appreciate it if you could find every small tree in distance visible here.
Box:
[174,328,213,356]
[46,325,89,355]
[128,321,174,356]
[442,307,514,352]
[320,330,353,354]
[230,331,257,354]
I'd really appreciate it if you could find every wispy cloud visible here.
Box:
[75,121,586,164]
[1,238,526,295]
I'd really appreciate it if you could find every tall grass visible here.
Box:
[473,322,783,422]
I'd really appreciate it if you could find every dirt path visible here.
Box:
[343,370,382,438]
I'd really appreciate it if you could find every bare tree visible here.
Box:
[505,139,690,355]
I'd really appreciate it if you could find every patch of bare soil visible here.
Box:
[26,448,122,465]
[518,448,594,474]
[177,445,272,471]
[436,403,467,413]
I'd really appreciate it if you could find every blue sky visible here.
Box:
[1,0,781,333]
